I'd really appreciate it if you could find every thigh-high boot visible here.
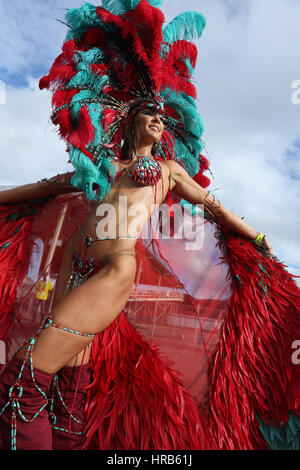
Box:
[49,362,91,450]
[0,356,53,450]
[0,314,94,450]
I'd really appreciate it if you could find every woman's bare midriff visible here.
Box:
[52,159,171,306]
[72,159,170,260]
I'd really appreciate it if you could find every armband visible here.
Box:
[253,232,265,246]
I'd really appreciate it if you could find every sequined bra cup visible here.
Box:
[118,155,162,186]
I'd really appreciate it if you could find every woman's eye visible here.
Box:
[141,109,164,121]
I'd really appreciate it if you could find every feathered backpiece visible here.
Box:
[39,0,210,201]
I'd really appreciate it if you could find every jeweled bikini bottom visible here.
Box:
[66,250,136,290]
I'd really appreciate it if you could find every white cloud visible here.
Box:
[0,78,72,185]
[187,0,300,271]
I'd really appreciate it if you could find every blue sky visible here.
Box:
[0,0,299,283]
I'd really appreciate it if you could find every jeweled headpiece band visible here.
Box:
[101,93,165,143]
[89,95,165,160]
[122,96,165,133]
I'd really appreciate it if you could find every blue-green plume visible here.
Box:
[163,11,206,45]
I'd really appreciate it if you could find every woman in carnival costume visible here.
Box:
[0,0,299,451]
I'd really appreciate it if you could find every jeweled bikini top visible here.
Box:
[117,155,162,186]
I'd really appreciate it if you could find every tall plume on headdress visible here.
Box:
[39,0,210,201]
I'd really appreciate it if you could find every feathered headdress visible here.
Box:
[39,0,210,201]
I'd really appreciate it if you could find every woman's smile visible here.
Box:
[148,124,161,133]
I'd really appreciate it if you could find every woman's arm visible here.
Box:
[0,172,81,205]
[165,160,274,256]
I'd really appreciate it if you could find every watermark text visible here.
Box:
[292,339,300,365]
[95,198,206,250]
[0,340,6,364]
[291,80,300,104]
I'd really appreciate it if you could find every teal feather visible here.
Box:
[70,147,116,202]
[68,71,93,88]
[92,75,109,96]
[74,48,104,66]
[101,0,163,15]
[161,87,204,174]
[127,0,141,9]
[70,49,108,96]
[179,199,202,217]
[160,87,204,177]
[66,3,97,29]
[65,3,103,41]
[173,139,199,177]
[62,27,116,202]
[65,26,86,43]
[101,0,127,15]
[69,89,95,104]
[164,12,206,45]
[68,88,114,202]
[101,0,137,15]
[68,69,109,97]
[11,227,21,236]
[161,88,205,137]
[127,0,163,10]
[88,102,105,146]
[1,242,11,251]
[257,412,300,450]
[184,58,195,76]
[5,212,20,221]
[147,0,163,7]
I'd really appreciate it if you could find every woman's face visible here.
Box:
[134,107,164,145]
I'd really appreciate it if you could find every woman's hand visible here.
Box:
[40,172,74,190]
[260,235,274,259]
[0,172,78,206]
[252,232,274,259]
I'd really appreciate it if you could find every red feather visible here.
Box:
[52,89,77,109]
[206,226,300,449]
[67,105,95,148]
[162,40,198,98]
[52,108,73,139]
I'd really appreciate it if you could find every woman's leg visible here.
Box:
[0,254,136,449]
[48,262,92,450]
[50,244,92,369]
[44,254,136,449]
[64,347,91,367]
[16,254,136,373]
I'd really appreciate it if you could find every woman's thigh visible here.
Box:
[16,253,137,372]
[52,253,137,333]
